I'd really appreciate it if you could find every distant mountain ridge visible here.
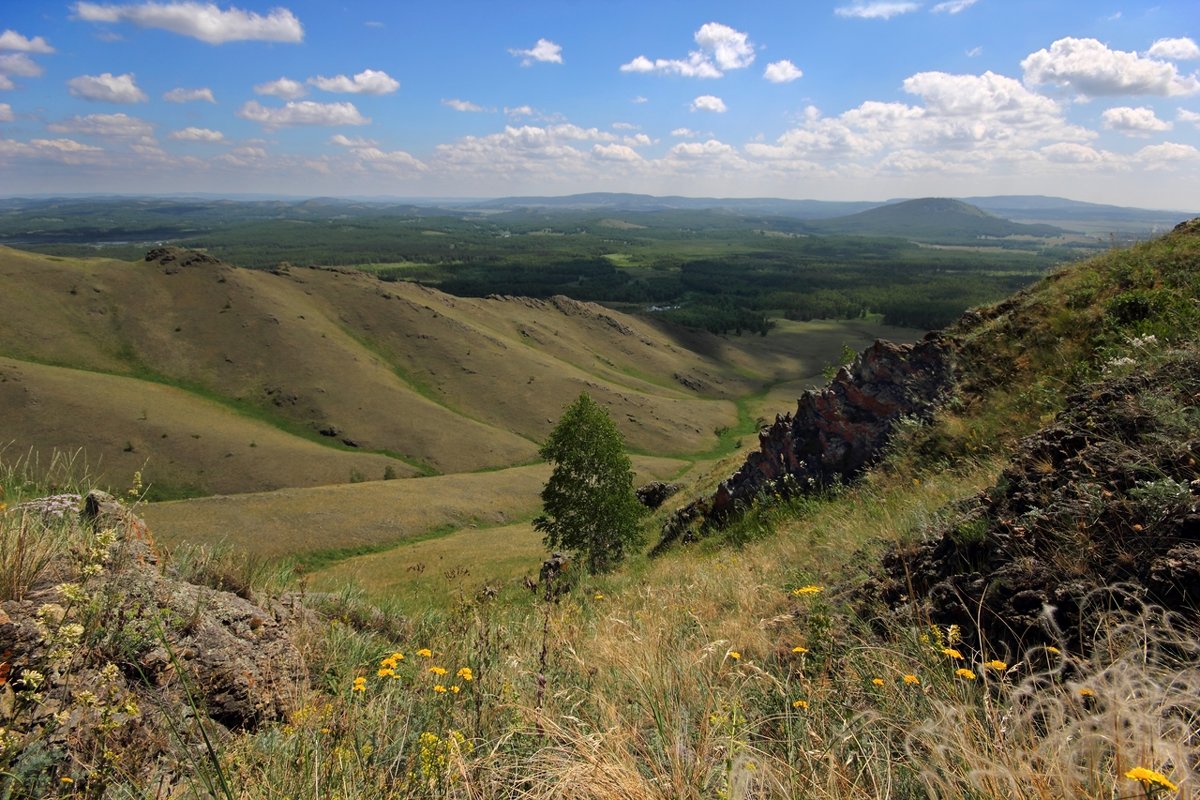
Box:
[465,192,1194,232]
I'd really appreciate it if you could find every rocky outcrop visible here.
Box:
[0,492,308,787]
[660,334,956,547]
[144,246,226,273]
[636,481,681,510]
[871,349,1200,658]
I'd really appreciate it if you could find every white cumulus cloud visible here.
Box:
[49,112,154,137]
[0,77,12,90]
[621,22,753,78]
[442,98,484,112]
[1135,141,1200,165]
[1101,106,1172,135]
[931,0,978,13]
[691,94,727,113]
[764,60,803,83]
[330,134,377,147]
[671,127,699,137]
[1147,37,1200,61]
[0,30,55,53]
[170,126,224,141]
[593,143,641,161]
[163,86,214,103]
[1179,108,1200,127]
[1022,37,1200,97]
[254,77,305,99]
[0,103,13,122]
[237,100,369,128]
[509,38,562,66]
[835,3,921,20]
[0,53,43,77]
[67,72,147,103]
[1041,142,1111,163]
[309,69,399,95]
[694,22,754,70]
[72,2,304,45]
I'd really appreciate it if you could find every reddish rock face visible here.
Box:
[660,333,956,546]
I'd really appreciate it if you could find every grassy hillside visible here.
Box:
[0,246,916,496]
[2,222,1198,798]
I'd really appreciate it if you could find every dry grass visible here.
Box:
[142,454,685,563]
[186,453,1199,800]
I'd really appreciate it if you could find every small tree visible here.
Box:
[535,393,644,574]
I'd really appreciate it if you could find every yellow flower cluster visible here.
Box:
[791,699,808,709]
[791,585,823,597]
[1125,767,1178,792]
[352,677,366,693]
[456,667,473,681]
[983,659,1007,672]
[941,647,963,660]
[955,668,977,681]
[902,674,920,685]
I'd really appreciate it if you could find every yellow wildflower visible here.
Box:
[428,666,448,676]
[1125,767,1178,792]
[792,699,808,709]
[984,659,1007,672]
[433,684,447,694]
[955,668,977,681]
[791,646,808,654]
[392,651,405,661]
[60,777,73,784]
[871,678,885,687]
[417,648,432,658]
[1078,687,1095,698]
[902,674,920,685]
[450,685,461,694]
[456,667,473,681]
[728,651,741,661]
[791,585,823,596]
[941,648,963,660]
[352,677,366,693]
[594,593,605,600]
[1045,646,1060,655]
[377,668,395,678]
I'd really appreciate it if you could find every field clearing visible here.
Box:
[141,454,687,560]
[309,520,545,610]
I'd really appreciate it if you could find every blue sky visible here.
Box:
[2,1,1198,206]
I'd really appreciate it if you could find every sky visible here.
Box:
[1,1,1198,207]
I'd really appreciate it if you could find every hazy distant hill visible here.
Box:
[808,198,1065,241]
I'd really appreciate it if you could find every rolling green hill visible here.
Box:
[0,246,918,497]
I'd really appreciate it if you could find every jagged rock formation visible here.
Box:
[660,334,956,547]
[872,349,1200,657]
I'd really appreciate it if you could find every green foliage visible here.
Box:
[534,393,644,574]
